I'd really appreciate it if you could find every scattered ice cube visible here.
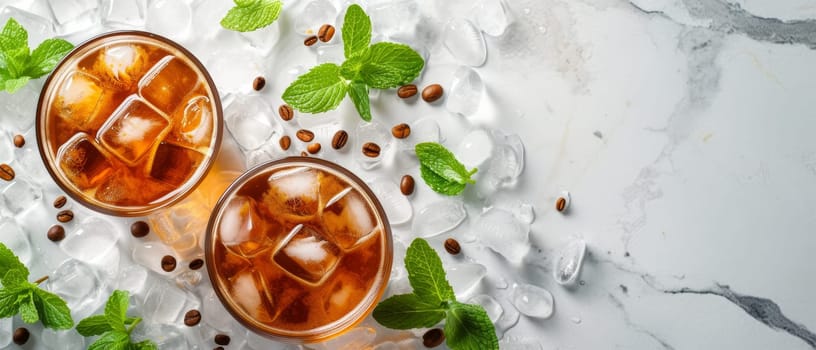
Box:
[0,7,56,47]
[355,122,392,170]
[116,264,149,297]
[148,194,209,256]
[101,0,147,27]
[499,339,544,350]
[367,178,412,225]
[57,133,114,190]
[511,283,554,319]
[97,96,171,165]
[448,263,487,299]
[131,241,177,275]
[241,21,281,54]
[46,259,102,319]
[202,289,233,331]
[175,270,202,291]
[60,216,120,263]
[0,318,9,348]
[0,132,12,163]
[1,179,42,216]
[474,0,513,36]
[138,56,198,114]
[265,167,320,218]
[367,0,420,37]
[145,0,192,40]
[220,195,276,256]
[296,112,341,141]
[442,18,487,67]
[487,130,525,187]
[47,0,100,35]
[0,219,32,264]
[245,329,301,350]
[469,294,504,323]
[54,71,110,130]
[446,66,483,117]
[140,278,199,324]
[407,118,441,146]
[224,95,280,150]
[474,208,529,263]
[42,328,86,350]
[274,225,342,284]
[321,188,378,249]
[317,44,345,64]
[206,52,267,95]
[313,327,376,350]
[513,202,535,224]
[495,296,520,338]
[294,0,337,36]
[457,128,494,168]
[131,323,190,348]
[412,200,466,238]
[189,0,233,39]
[14,147,49,184]
[553,238,587,286]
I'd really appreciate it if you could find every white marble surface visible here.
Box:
[0,0,815,349]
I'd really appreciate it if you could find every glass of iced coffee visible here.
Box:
[205,157,393,343]
[36,31,222,216]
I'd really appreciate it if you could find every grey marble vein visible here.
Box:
[608,293,677,350]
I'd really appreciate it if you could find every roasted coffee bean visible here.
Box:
[397,84,418,98]
[13,327,29,345]
[279,135,292,151]
[421,84,443,102]
[47,225,65,242]
[422,328,445,348]
[332,130,348,150]
[317,24,335,42]
[131,220,150,238]
[307,143,322,154]
[56,210,74,223]
[391,123,411,139]
[189,258,204,270]
[0,163,14,181]
[13,134,24,148]
[444,238,461,255]
[556,197,567,212]
[400,175,415,195]
[304,35,318,46]
[161,255,177,272]
[184,309,201,326]
[362,142,381,158]
[296,129,315,142]
[252,76,266,91]
[300,151,309,157]
[278,104,294,121]
[214,334,231,346]
[53,195,67,209]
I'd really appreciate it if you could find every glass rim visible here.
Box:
[204,157,394,343]
[35,30,224,217]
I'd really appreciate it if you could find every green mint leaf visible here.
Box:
[339,54,365,81]
[348,81,371,121]
[88,331,130,350]
[419,164,467,196]
[342,4,371,59]
[445,301,499,350]
[359,42,424,89]
[2,76,29,93]
[130,340,158,350]
[282,63,348,113]
[405,238,455,303]
[415,142,477,195]
[25,38,73,78]
[19,291,38,324]
[105,290,129,332]
[0,18,27,53]
[373,293,446,329]
[0,243,28,280]
[0,288,21,318]
[33,288,74,329]
[77,314,112,337]
[221,0,282,32]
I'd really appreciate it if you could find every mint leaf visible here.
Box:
[282,63,348,113]
[88,331,129,350]
[342,4,371,59]
[19,292,37,323]
[0,18,73,93]
[415,142,477,196]
[372,293,446,329]
[419,164,467,196]
[33,288,73,329]
[445,301,499,350]
[405,238,455,303]
[0,18,27,53]
[221,0,282,32]
[105,290,129,332]
[0,288,20,318]
[339,54,365,80]
[359,42,424,89]
[26,38,73,78]
[0,243,27,279]
[77,315,112,337]
[348,81,371,122]
[130,340,158,350]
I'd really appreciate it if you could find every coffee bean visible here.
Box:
[184,309,202,326]
[362,142,381,158]
[189,258,204,270]
[214,334,231,346]
[279,135,291,151]
[307,143,322,154]
[397,84,418,98]
[0,163,14,181]
[332,130,348,150]
[391,123,411,139]
[444,238,461,255]
[13,134,24,148]
[13,327,29,345]
[252,76,266,91]
[421,84,444,103]
[47,225,65,242]
[422,328,445,348]
[278,104,294,121]
[304,35,318,46]
[317,24,335,42]
[555,197,567,212]
[131,220,150,238]
[161,255,177,272]
[300,151,309,157]
[214,347,224,350]
[56,210,74,223]
[296,129,315,142]
[53,195,67,209]
[400,175,415,195]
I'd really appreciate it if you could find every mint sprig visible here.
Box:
[373,239,498,350]
[221,0,283,32]
[0,243,73,329]
[415,142,477,196]
[77,290,157,350]
[0,18,74,93]
[283,4,424,121]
